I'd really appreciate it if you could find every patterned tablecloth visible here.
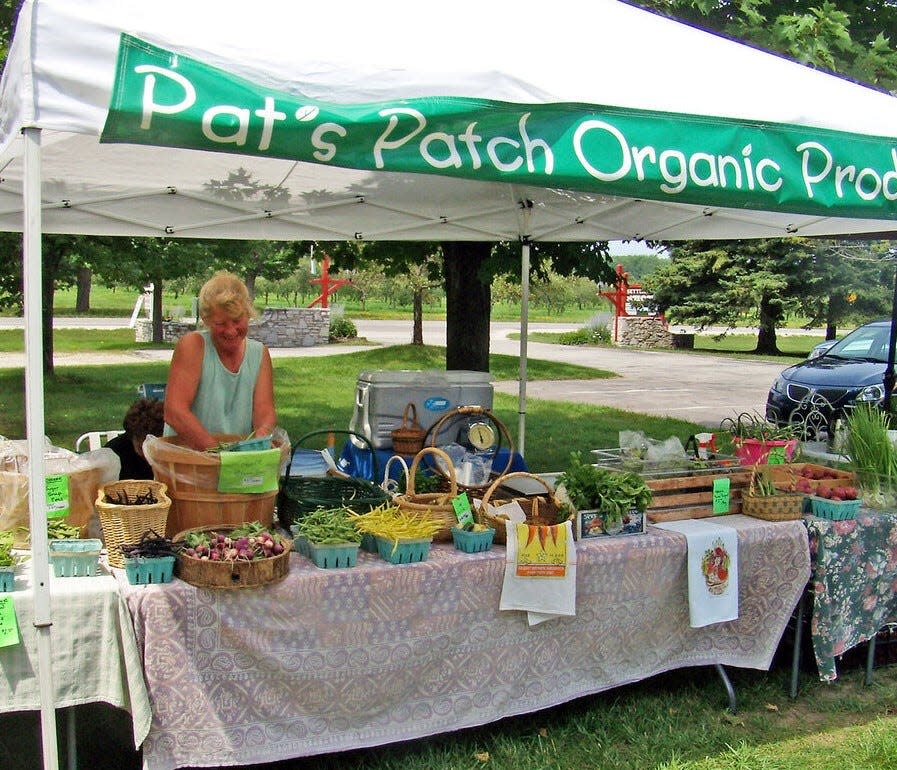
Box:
[0,560,152,749]
[117,513,810,770]
[806,509,897,681]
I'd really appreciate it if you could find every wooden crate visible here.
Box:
[646,468,754,523]
[761,463,855,494]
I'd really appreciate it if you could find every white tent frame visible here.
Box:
[4,1,897,768]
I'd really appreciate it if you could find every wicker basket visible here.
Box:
[392,447,462,542]
[173,525,292,589]
[391,403,427,455]
[96,479,171,568]
[422,405,515,490]
[741,492,804,521]
[278,430,390,529]
[477,471,570,544]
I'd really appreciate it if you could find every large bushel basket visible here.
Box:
[277,429,390,530]
[144,432,289,537]
[477,471,571,545]
[392,446,463,542]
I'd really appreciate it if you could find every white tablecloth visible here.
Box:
[0,559,152,749]
[118,514,810,770]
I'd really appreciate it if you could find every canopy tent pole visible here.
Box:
[517,218,532,456]
[23,125,60,770]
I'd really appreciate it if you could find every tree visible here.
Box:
[646,238,821,354]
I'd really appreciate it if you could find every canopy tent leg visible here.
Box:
[517,207,532,457]
[23,126,60,770]
[714,664,738,714]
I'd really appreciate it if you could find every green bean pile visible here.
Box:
[292,507,362,545]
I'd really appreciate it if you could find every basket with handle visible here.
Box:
[391,403,427,456]
[477,471,570,545]
[96,479,171,568]
[277,429,390,529]
[741,466,803,522]
[392,446,462,542]
[422,405,515,492]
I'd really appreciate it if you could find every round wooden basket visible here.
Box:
[391,403,427,456]
[392,447,460,542]
[96,479,171,568]
[477,471,571,544]
[148,434,288,536]
[173,525,292,589]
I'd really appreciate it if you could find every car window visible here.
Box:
[829,326,889,361]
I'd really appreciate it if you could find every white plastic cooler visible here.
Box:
[349,370,494,449]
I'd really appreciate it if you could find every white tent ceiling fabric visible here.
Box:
[1,0,896,243]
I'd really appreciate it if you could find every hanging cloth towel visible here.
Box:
[499,520,577,626]
[654,519,739,628]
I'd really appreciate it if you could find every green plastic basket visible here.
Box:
[0,567,14,592]
[308,542,359,569]
[289,526,311,557]
[376,536,431,565]
[124,555,176,585]
[809,496,862,521]
[49,538,102,577]
[451,526,495,553]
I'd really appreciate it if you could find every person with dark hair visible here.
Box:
[106,397,165,479]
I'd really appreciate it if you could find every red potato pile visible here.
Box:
[789,466,857,500]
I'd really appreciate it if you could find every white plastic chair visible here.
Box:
[74,430,124,453]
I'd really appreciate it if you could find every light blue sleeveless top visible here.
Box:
[167,329,263,437]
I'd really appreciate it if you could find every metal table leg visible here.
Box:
[865,634,877,686]
[790,590,807,698]
[714,664,737,714]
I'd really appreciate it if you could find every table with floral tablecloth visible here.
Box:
[116,514,809,770]
[805,509,897,681]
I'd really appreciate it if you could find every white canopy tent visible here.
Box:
[2,0,897,766]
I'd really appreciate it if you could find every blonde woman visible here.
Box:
[164,272,276,450]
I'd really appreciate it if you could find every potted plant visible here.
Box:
[719,411,800,465]
[844,402,897,508]
[558,452,653,536]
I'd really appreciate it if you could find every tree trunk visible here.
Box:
[152,276,164,344]
[754,294,780,355]
[75,267,92,313]
[825,322,837,340]
[41,249,65,378]
[442,242,491,371]
[412,289,423,345]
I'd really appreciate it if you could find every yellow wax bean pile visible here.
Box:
[351,502,442,543]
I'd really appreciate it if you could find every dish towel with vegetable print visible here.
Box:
[499,520,577,626]
[654,519,739,628]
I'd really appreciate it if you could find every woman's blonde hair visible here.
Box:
[197,271,258,323]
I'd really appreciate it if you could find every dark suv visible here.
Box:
[766,319,892,436]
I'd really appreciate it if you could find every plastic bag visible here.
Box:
[0,438,119,543]
[644,436,689,467]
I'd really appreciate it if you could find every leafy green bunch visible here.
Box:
[559,451,653,516]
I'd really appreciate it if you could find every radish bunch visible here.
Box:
[181,523,286,562]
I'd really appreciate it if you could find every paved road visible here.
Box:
[0,317,788,428]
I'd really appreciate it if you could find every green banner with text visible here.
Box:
[102,34,897,221]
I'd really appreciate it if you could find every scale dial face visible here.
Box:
[468,420,496,450]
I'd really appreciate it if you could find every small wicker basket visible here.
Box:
[96,479,171,568]
[392,447,461,542]
[477,472,570,544]
[391,403,427,456]
[740,492,804,521]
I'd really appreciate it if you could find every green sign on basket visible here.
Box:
[45,474,70,519]
[217,448,280,494]
[452,492,475,529]
[712,477,731,514]
[767,446,787,464]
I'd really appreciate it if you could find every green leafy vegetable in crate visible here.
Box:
[180,521,287,562]
[559,451,653,515]
[292,507,362,545]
